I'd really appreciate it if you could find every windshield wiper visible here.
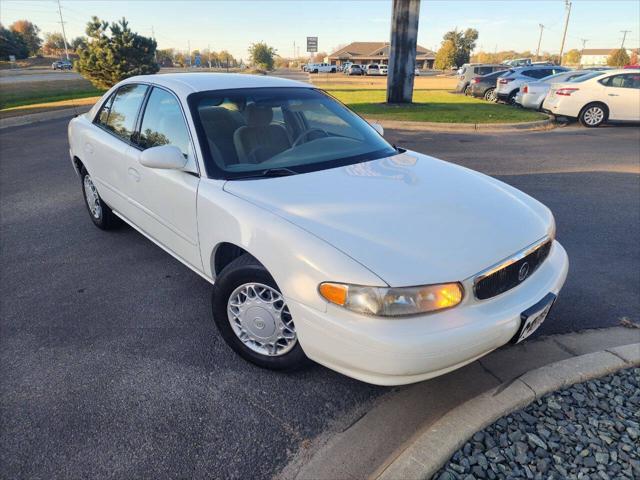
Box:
[230,167,299,180]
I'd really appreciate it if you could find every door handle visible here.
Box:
[608,93,619,96]
[128,167,141,182]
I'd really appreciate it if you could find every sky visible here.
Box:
[2,0,639,61]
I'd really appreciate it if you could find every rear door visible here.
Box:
[124,86,202,269]
[599,73,640,120]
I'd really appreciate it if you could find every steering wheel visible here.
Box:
[292,128,329,147]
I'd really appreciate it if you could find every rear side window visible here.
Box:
[600,74,640,89]
[102,84,148,142]
[138,88,191,155]
[524,69,552,79]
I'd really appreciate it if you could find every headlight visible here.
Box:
[318,282,464,317]
[548,215,556,240]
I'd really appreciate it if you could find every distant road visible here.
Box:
[0,67,308,84]
[0,70,82,84]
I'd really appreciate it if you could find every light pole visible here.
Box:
[387,0,421,104]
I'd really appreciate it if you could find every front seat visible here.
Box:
[233,104,291,163]
[199,106,246,166]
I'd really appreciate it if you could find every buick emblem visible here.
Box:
[518,262,530,282]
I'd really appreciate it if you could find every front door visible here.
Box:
[122,87,202,271]
[600,73,640,121]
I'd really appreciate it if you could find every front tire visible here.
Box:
[80,167,120,230]
[579,103,607,127]
[211,254,308,371]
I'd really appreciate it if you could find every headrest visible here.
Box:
[245,103,273,127]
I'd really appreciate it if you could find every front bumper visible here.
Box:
[288,240,569,386]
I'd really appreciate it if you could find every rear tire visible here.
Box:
[80,167,120,230]
[507,90,518,104]
[579,103,607,127]
[484,88,496,102]
[211,254,309,371]
[464,85,471,96]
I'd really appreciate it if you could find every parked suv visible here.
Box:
[456,64,508,94]
[495,66,570,103]
[365,64,387,76]
[345,64,364,76]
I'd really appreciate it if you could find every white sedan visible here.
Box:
[516,70,595,110]
[68,73,568,385]
[543,69,640,127]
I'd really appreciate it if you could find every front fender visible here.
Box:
[197,178,386,312]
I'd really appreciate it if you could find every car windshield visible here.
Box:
[188,87,396,179]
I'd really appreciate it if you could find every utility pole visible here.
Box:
[386,0,421,104]
[620,30,631,49]
[56,0,70,61]
[559,0,572,64]
[208,43,211,69]
[151,26,157,63]
[535,24,544,60]
[187,40,191,68]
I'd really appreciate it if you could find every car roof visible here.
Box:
[120,73,311,98]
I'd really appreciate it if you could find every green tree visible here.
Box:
[9,20,41,56]
[70,36,87,51]
[0,23,29,59]
[443,28,479,67]
[76,17,158,89]
[607,48,630,67]
[434,39,456,70]
[248,41,276,70]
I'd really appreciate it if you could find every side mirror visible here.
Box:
[370,122,384,137]
[138,145,187,170]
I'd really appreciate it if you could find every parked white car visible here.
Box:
[543,69,640,127]
[365,64,388,76]
[516,70,595,110]
[68,74,568,385]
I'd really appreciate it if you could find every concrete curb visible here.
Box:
[0,106,91,129]
[376,343,640,480]
[367,116,555,133]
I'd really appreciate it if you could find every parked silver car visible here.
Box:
[495,66,570,103]
[516,70,595,110]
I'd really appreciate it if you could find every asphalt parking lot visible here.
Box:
[1,118,639,479]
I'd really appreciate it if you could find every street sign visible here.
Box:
[307,37,318,53]
[194,54,201,67]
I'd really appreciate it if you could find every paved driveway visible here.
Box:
[0,119,638,478]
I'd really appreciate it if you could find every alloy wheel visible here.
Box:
[583,106,604,126]
[227,283,297,357]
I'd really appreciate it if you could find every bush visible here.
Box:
[76,17,158,89]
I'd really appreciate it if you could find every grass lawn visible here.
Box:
[0,79,105,110]
[326,89,546,123]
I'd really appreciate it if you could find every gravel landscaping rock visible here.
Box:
[434,367,640,480]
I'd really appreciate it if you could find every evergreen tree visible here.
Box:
[10,20,41,56]
[0,23,29,60]
[248,42,276,70]
[607,48,630,67]
[76,17,158,89]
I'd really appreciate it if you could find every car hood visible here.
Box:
[223,151,552,286]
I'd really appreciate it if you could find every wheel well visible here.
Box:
[581,102,609,119]
[213,243,252,276]
[73,156,84,176]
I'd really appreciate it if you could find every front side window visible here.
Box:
[102,84,148,142]
[188,87,396,179]
[138,88,191,155]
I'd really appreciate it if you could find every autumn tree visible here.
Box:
[42,32,66,56]
[443,28,479,67]
[434,39,456,70]
[607,48,630,67]
[76,17,158,89]
[9,20,41,56]
[563,49,581,65]
[0,24,29,59]
[630,50,638,65]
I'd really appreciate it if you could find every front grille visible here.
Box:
[474,240,552,300]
